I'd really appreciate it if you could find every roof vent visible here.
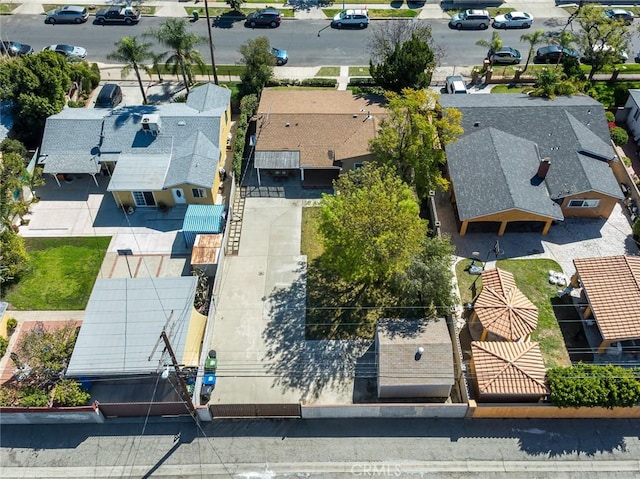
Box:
[178,120,186,126]
[285,122,290,127]
[141,114,161,134]
[474,121,480,127]
[353,114,358,118]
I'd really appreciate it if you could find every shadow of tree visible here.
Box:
[515,424,627,457]
[212,11,245,30]
[261,260,372,401]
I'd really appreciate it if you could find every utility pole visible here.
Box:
[203,0,219,85]
[161,331,196,416]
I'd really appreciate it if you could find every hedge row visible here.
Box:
[265,78,337,88]
[232,94,258,180]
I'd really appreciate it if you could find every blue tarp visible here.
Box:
[182,204,225,247]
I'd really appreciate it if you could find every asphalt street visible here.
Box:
[1,15,623,67]
[2,418,640,477]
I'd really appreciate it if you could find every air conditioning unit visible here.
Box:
[141,114,161,133]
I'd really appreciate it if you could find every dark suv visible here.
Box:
[245,8,281,28]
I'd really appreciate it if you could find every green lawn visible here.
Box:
[316,66,340,77]
[455,258,570,368]
[349,66,370,76]
[301,207,324,261]
[0,3,18,14]
[491,84,530,94]
[3,237,111,310]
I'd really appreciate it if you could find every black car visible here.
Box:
[95,6,141,25]
[245,8,281,28]
[95,83,123,108]
[534,45,580,63]
[0,41,33,56]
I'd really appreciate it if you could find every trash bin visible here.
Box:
[192,10,199,21]
[204,357,218,372]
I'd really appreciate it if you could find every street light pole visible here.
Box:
[203,0,219,85]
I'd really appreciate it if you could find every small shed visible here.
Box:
[376,319,454,399]
[471,341,549,402]
[182,204,225,247]
[190,233,222,277]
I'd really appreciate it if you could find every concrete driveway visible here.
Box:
[207,197,370,406]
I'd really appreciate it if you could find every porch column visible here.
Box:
[471,311,478,326]
[460,220,468,236]
[257,168,261,187]
[542,220,552,235]
[597,340,612,355]
[583,305,592,319]
[91,174,99,187]
[480,329,488,341]
[497,221,507,236]
[52,173,61,187]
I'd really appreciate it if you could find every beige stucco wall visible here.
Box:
[558,192,618,219]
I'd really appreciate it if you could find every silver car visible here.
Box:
[45,5,89,24]
[449,9,491,30]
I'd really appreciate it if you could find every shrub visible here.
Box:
[53,380,91,407]
[633,218,640,239]
[0,138,27,157]
[17,387,50,407]
[299,78,337,88]
[547,363,640,408]
[0,386,19,406]
[348,77,377,87]
[605,111,616,122]
[622,156,632,168]
[6,317,17,335]
[610,126,629,146]
[0,336,7,358]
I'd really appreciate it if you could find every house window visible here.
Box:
[133,191,156,207]
[634,108,640,122]
[192,188,206,198]
[568,199,600,208]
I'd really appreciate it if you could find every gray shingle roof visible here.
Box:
[66,277,198,377]
[40,83,227,189]
[439,94,622,207]
[447,128,563,221]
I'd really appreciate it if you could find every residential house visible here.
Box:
[622,89,640,144]
[253,90,387,188]
[572,255,640,358]
[439,94,623,236]
[375,319,454,399]
[470,268,538,342]
[470,341,549,402]
[39,83,232,208]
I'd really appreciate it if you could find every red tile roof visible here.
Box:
[574,255,640,341]
[471,341,549,398]
[474,269,538,341]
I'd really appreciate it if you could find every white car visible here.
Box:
[492,11,533,29]
[42,43,87,59]
[445,76,468,94]
[332,9,369,29]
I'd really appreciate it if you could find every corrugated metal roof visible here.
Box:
[376,319,454,388]
[472,341,549,398]
[182,204,225,246]
[255,150,300,169]
[66,277,198,377]
[574,255,640,341]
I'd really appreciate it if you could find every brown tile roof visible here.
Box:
[376,319,454,388]
[471,341,549,398]
[255,90,387,168]
[474,269,538,341]
[574,255,640,341]
[191,234,222,265]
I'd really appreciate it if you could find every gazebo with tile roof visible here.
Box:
[471,268,538,342]
[471,341,549,402]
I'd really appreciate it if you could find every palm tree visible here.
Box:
[520,29,546,74]
[476,32,502,68]
[107,36,154,104]
[145,18,206,94]
[553,30,578,68]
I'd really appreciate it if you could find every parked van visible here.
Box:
[449,9,491,30]
[95,83,123,108]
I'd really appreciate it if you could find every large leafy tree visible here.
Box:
[319,164,425,286]
[145,18,206,94]
[575,4,632,80]
[0,52,71,145]
[369,33,436,92]
[520,29,546,74]
[367,19,439,65]
[107,36,154,104]
[369,88,463,201]
[238,36,274,97]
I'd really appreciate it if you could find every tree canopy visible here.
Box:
[319,164,426,286]
[107,36,154,104]
[238,36,274,97]
[369,88,463,201]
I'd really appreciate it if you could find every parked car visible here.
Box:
[331,9,370,29]
[42,44,87,59]
[44,5,89,24]
[244,8,281,28]
[581,44,628,64]
[492,11,533,29]
[95,83,123,108]
[0,41,33,56]
[449,9,491,30]
[445,75,468,94]
[271,47,288,66]
[534,45,580,63]
[95,6,141,25]
[487,47,521,65]
[635,51,640,64]
[604,8,634,25]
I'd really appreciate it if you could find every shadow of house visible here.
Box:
[440,94,624,237]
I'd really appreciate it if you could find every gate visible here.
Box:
[210,403,301,418]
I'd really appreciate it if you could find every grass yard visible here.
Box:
[0,3,18,14]
[301,207,324,261]
[3,237,111,311]
[455,257,570,367]
[349,66,370,76]
[316,66,340,77]
[491,84,531,94]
